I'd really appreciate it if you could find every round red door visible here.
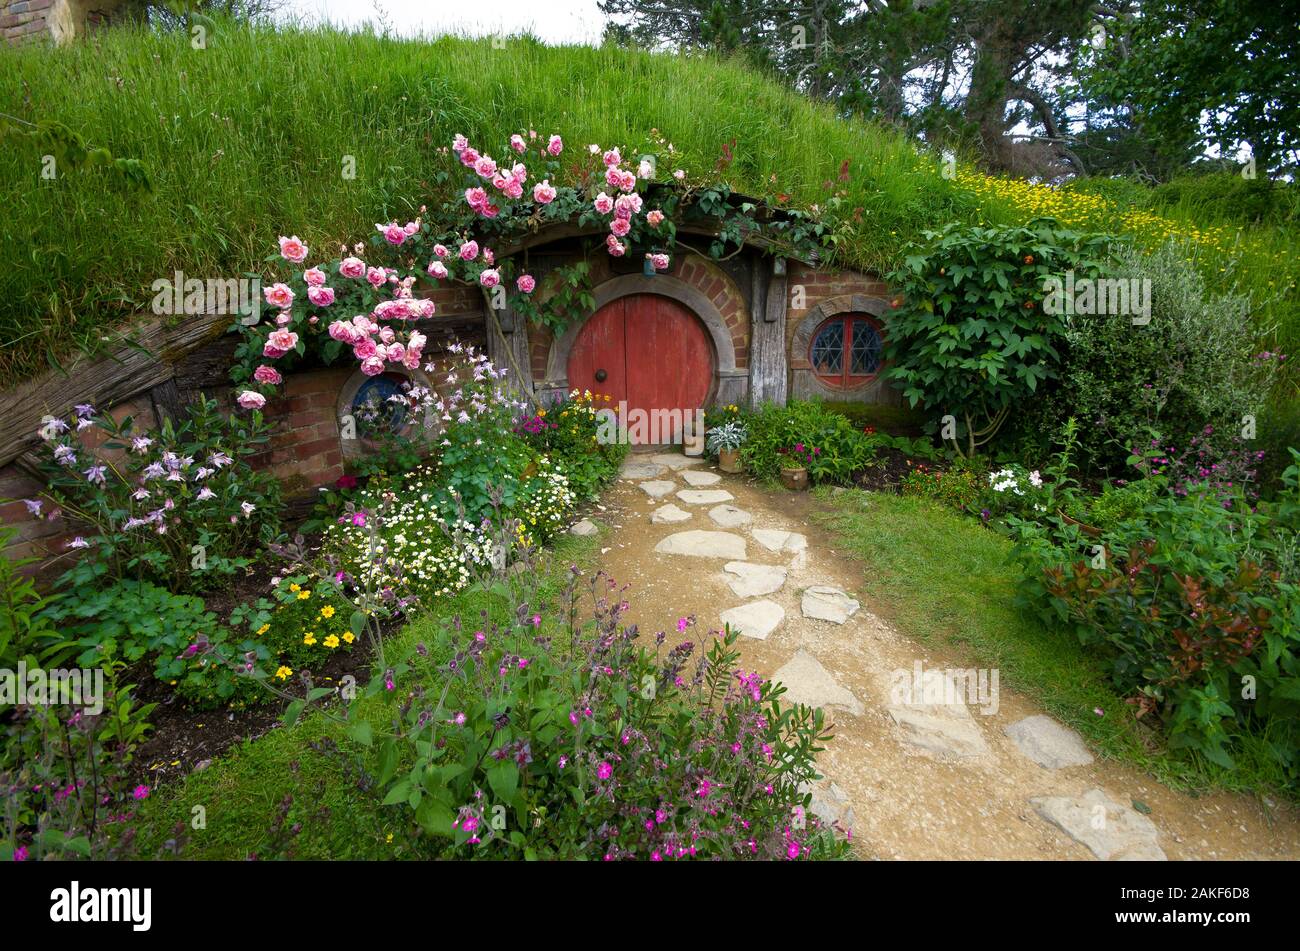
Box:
[567,294,714,441]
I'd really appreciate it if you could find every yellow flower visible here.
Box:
[289,583,301,593]
[342,631,355,644]
[303,632,317,645]
[324,634,340,649]
[386,833,394,844]
[297,590,311,600]
[274,666,292,681]
[255,623,270,636]
[320,605,335,619]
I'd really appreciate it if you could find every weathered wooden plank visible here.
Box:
[749,262,788,408]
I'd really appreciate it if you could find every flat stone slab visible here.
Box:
[655,530,747,560]
[1005,715,1095,769]
[650,503,692,525]
[772,651,863,715]
[722,561,787,598]
[651,453,705,470]
[1030,788,1167,861]
[638,480,676,498]
[569,518,598,536]
[885,670,990,759]
[800,780,856,833]
[708,504,753,528]
[681,469,722,487]
[676,489,735,505]
[801,585,860,624]
[621,460,667,479]
[751,529,808,553]
[719,599,784,640]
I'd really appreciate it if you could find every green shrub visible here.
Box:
[521,390,625,502]
[741,400,876,483]
[1024,240,1278,474]
[899,456,987,510]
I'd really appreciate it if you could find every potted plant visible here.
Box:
[779,443,816,490]
[706,420,747,473]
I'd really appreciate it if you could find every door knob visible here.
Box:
[595,368,607,382]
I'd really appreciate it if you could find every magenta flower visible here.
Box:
[132,785,150,801]
[596,762,613,780]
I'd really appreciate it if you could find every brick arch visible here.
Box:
[531,253,749,404]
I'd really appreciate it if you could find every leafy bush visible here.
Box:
[28,395,282,592]
[230,574,357,676]
[742,400,876,483]
[883,218,1113,455]
[1010,461,1300,785]
[1023,240,1278,474]
[521,389,624,502]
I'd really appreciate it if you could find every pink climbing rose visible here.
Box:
[533,180,557,204]
[253,365,282,385]
[307,285,335,307]
[278,235,308,263]
[263,282,294,309]
[548,134,563,155]
[339,256,366,279]
[303,266,327,287]
[516,274,536,293]
[236,390,266,410]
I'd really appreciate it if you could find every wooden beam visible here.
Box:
[749,260,789,408]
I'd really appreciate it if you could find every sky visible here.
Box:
[278,0,608,44]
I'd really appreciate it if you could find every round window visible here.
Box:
[351,372,411,436]
[809,315,882,388]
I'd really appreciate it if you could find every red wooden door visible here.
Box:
[567,294,714,442]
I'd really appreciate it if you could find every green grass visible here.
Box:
[130,532,598,859]
[814,488,1290,798]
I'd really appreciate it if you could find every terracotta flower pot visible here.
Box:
[780,466,809,491]
[718,448,742,473]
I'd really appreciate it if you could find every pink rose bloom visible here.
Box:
[673,168,686,180]
[267,328,299,353]
[548,134,563,156]
[263,283,294,309]
[236,390,266,410]
[618,170,637,193]
[616,193,643,216]
[262,343,286,359]
[510,134,526,153]
[366,267,388,288]
[452,133,468,153]
[510,162,527,183]
[593,192,614,215]
[606,234,626,257]
[605,166,623,189]
[465,186,488,210]
[482,248,495,265]
[649,253,670,272]
[387,342,406,363]
[353,338,378,360]
[275,311,291,326]
[532,181,556,204]
[433,244,449,258]
[474,156,498,178]
[404,220,419,235]
[503,181,524,200]
[491,173,510,191]
[328,319,359,344]
[304,266,327,287]
[278,235,308,263]
[480,203,500,219]
[378,325,396,344]
[638,159,654,179]
[516,274,536,293]
[479,268,501,288]
[427,260,449,279]
[459,147,480,168]
[253,364,282,385]
[307,285,335,307]
[360,356,386,376]
[376,222,407,245]
[403,349,422,369]
[647,209,665,227]
[339,256,366,279]
[458,241,479,261]
[609,216,631,237]
[603,148,621,167]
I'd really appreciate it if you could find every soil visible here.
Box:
[853,446,914,492]
[590,454,1300,860]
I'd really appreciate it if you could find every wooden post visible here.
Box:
[749,257,788,408]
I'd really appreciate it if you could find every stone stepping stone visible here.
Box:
[651,453,705,470]
[650,503,692,525]
[676,489,734,505]
[751,528,808,553]
[708,504,753,528]
[1030,788,1167,861]
[681,469,722,487]
[885,669,990,759]
[569,518,598,536]
[801,585,860,624]
[621,460,667,479]
[719,599,784,640]
[638,480,676,498]
[771,651,863,715]
[654,530,747,560]
[722,561,787,597]
[1005,715,1095,769]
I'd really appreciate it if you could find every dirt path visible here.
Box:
[585,451,1300,861]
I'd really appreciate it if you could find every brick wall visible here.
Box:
[1,0,53,44]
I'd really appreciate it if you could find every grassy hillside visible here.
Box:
[0,17,1296,390]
